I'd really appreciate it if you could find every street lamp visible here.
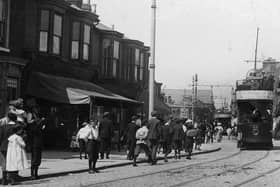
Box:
[149,0,157,119]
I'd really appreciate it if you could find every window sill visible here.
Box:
[0,46,10,53]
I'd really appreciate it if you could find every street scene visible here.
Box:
[1,0,280,186]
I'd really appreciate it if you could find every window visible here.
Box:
[102,39,111,77]
[53,14,62,54]
[6,78,18,101]
[39,10,49,52]
[134,49,140,81]
[140,53,144,81]
[0,0,8,46]
[71,22,80,59]
[83,24,90,60]
[112,41,119,77]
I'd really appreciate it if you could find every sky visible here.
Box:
[94,0,280,107]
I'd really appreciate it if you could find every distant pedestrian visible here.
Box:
[126,115,139,160]
[147,111,162,165]
[99,112,113,159]
[0,112,17,185]
[226,127,232,140]
[172,119,184,159]
[76,122,89,159]
[184,122,195,160]
[194,124,203,151]
[85,118,100,174]
[133,122,152,167]
[6,125,28,185]
[160,116,173,162]
[26,106,45,180]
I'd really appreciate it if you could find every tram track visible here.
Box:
[234,158,280,187]
[170,150,270,187]
[88,150,242,187]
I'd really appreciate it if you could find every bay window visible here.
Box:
[113,40,119,77]
[139,53,144,81]
[83,24,90,60]
[71,22,80,59]
[53,14,62,54]
[39,10,49,52]
[134,49,140,81]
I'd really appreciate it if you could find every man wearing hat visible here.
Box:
[147,111,162,165]
[126,115,139,160]
[99,112,113,159]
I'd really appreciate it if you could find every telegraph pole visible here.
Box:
[149,0,157,119]
[254,27,259,70]
[192,76,195,122]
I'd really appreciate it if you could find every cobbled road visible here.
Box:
[20,140,280,187]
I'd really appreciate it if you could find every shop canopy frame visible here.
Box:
[25,72,142,105]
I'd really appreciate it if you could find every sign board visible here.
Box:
[236,90,273,100]
[180,108,189,118]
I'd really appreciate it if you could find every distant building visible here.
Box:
[164,89,215,121]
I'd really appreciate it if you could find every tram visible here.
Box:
[235,74,274,149]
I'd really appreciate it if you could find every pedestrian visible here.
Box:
[194,124,203,151]
[147,111,162,165]
[205,125,211,144]
[126,115,139,160]
[99,112,113,159]
[226,127,232,140]
[184,122,195,159]
[160,116,173,162]
[76,122,90,159]
[26,106,45,180]
[133,122,152,167]
[0,112,17,185]
[172,118,184,159]
[216,124,224,143]
[85,118,100,174]
[6,125,28,185]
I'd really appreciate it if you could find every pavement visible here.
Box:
[0,142,221,181]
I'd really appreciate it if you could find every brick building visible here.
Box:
[0,0,151,148]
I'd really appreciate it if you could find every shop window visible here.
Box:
[83,24,90,60]
[39,10,49,52]
[71,22,80,59]
[52,14,62,55]
[6,78,18,101]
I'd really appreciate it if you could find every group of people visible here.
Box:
[0,98,45,185]
[125,111,199,167]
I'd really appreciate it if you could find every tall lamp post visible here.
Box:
[149,0,157,119]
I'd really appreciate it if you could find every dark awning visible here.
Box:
[25,72,141,104]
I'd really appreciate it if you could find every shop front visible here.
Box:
[25,72,142,149]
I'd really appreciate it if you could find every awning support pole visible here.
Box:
[89,97,93,120]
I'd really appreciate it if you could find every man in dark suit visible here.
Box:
[99,112,113,159]
[0,112,17,185]
[147,111,161,165]
[126,115,139,160]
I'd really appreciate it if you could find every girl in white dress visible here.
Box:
[6,125,28,184]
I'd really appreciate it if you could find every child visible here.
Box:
[6,125,28,185]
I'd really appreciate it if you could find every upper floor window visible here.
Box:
[139,53,144,81]
[134,48,140,81]
[71,22,91,61]
[53,14,62,54]
[39,10,49,52]
[112,40,119,78]
[83,24,90,60]
[71,22,80,59]
[102,39,111,76]
[0,0,9,48]
[39,10,63,55]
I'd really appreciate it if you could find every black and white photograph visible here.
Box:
[1,0,280,186]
